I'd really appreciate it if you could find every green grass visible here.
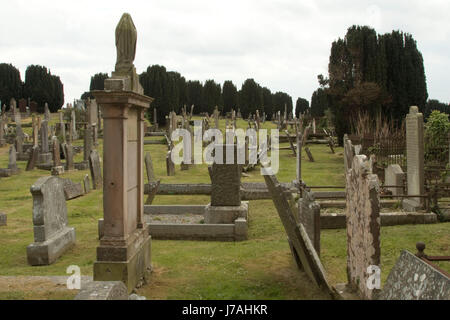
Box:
[0,115,448,300]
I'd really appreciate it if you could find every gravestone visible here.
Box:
[71,109,78,140]
[205,144,248,224]
[14,111,24,139]
[86,99,98,126]
[27,176,76,265]
[84,124,93,162]
[380,250,449,300]
[83,174,91,194]
[8,145,19,173]
[385,164,405,197]
[51,136,64,175]
[44,103,50,121]
[346,155,381,300]
[285,130,297,156]
[63,179,84,200]
[91,13,153,293]
[18,98,27,113]
[264,171,333,296]
[166,150,175,176]
[0,117,5,147]
[30,101,38,113]
[0,213,6,226]
[298,189,321,255]
[75,281,128,300]
[65,143,75,171]
[59,111,66,142]
[144,152,160,205]
[403,106,425,211]
[296,133,302,182]
[26,146,39,171]
[38,120,52,167]
[89,150,102,190]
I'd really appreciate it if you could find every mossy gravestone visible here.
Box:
[27,176,76,266]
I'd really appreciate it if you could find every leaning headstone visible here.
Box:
[403,106,425,212]
[27,176,76,265]
[26,146,39,171]
[298,189,321,256]
[346,155,381,300]
[8,145,19,173]
[89,150,102,190]
[63,179,84,200]
[144,152,160,205]
[305,147,315,162]
[0,213,6,226]
[264,171,334,296]
[385,164,405,197]
[380,250,450,300]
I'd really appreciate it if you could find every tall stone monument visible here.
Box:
[92,13,153,293]
[403,106,425,211]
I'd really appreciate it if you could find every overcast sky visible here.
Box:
[0,0,448,107]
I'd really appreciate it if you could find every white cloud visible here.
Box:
[0,0,448,106]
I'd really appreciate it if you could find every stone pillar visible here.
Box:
[92,87,153,293]
[83,124,93,162]
[59,111,66,143]
[403,106,425,211]
[38,120,52,167]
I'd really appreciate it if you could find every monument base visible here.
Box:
[75,161,90,170]
[26,227,76,266]
[37,153,52,166]
[94,227,152,293]
[51,166,65,176]
[402,199,422,212]
[204,201,249,224]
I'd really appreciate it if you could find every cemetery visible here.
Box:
[0,9,449,302]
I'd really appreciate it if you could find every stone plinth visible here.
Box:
[75,281,128,300]
[204,201,249,224]
[27,176,76,266]
[92,89,153,293]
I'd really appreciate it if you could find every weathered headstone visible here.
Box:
[64,143,74,171]
[205,144,248,224]
[91,13,152,293]
[74,281,128,300]
[89,150,102,190]
[59,111,66,143]
[380,250,450,300]
[38,120,52,166]
[51,136,64,175]
[0,117,5,147]
[18,98,27,113]
[385,164,405,197]
[84,124,93,162]
[27,176,76,265]
[83,174,91,194]
[298,190,321,255]
[403,106,425,211]
[0,213,6,226]
[166,150,175,176]
[8,145,18,173]
[44,103,50,121]
[346,155,381,300]
[63,179,84,200]
[26,146,39,171]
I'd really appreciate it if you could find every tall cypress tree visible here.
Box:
[222,80,238,114]
[0,63,22,110]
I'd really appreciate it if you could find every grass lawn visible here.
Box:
[0,115,448,299]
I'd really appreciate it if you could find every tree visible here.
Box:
[203,80,222,114]
[222,80,238,114]
[23,65,64,113]
[322,25,428,144]
[310,88,328,117]
[0,63,22,110]
[272,91,293,117]
[140,65,170,125]
[261,87,273,119]
[424,99,450,120]
[295,97,309,118]
[239,79,262,119]
[186,80,204,114]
